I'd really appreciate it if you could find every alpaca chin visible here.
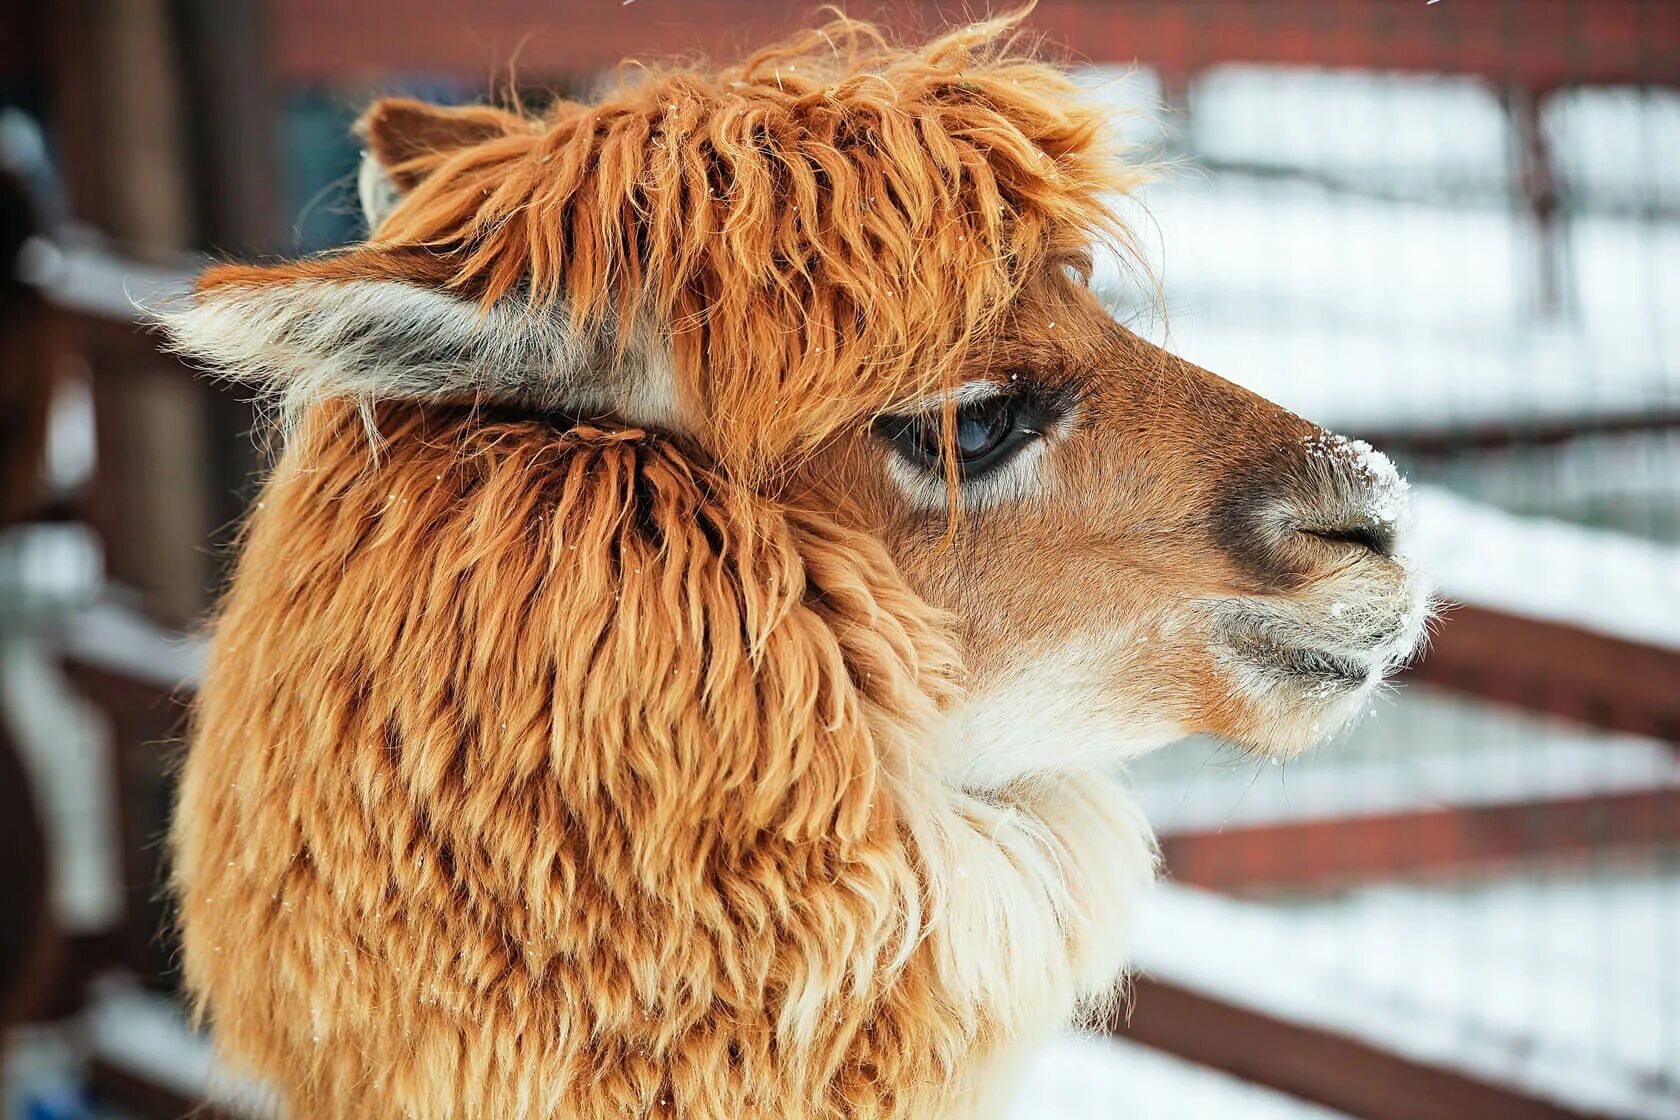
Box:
[937,634,1185,791]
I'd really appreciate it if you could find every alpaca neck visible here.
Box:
[911,761,1157,1033]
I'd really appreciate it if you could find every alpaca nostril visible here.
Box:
[1213,433,1411,587]
[1303,521,1396,559]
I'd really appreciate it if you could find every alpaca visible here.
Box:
[161,15,1429,1119]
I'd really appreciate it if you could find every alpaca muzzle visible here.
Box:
[1204,429,1433,750]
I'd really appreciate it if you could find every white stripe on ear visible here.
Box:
[357,151,404,234]
[157,279,685,431]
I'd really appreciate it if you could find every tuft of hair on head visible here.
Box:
[157,7,1150,482]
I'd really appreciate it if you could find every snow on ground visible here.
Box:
[1133,872,1680,1120]
[1132,676,1680,839]
[1408,429,1680,543]
[1011,1032,1353,1120]
[1126,690,1680,1117]
[1410,484,1680,649]
[1133,715,1680,833]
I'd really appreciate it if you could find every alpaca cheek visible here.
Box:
[938,635,1186,788]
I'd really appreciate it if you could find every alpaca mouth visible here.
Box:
[1227,633,1376,692]
[1210,583,1432,704]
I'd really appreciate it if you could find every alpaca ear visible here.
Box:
[354,98,527,232]
[161,97,683,427]
[156,255,685,430]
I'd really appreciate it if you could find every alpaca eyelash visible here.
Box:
[882,380,1074,447]
[874,380,1076,511]
[880,429,1053,515]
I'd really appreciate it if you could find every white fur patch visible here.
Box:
[894,378,1007,415]
[885,633,1171,1065]
[924,773,1157,1010]
[941,638,1182,790]
[156,279,687,432]
[356,152,403,234]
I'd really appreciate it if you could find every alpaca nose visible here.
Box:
[1300,515,1396,559]
[1292,434,1408,560]
[1212,432,1411,587]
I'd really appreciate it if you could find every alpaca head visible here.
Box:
[165,14,1428,792]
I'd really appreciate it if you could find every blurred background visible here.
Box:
[1,2,1677,1118]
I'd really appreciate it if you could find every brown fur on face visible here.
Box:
[792,266,1421,773]
[164,11,1426,1118]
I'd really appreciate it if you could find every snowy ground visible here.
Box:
[1411,484,1680,650]
[1129,685,1680,1118]
[1404,428,1680,543]
[1130,684,1680,832]
[1135,873,1680,1120]
[1013,1034,1356,1120]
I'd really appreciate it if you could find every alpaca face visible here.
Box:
[789,267,1430,787]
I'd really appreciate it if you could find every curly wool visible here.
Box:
[170,14,1162,1118]
[175,401,1151,1118]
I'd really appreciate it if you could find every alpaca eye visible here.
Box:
[876,394,1042,480]
[955,404,1014,458]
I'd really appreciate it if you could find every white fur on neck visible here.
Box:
[930,772,1155,1009]
[943,636,1182,790]
[860,641,1163,1117]
[157,279,686,433]
[892,767,1156,1120]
